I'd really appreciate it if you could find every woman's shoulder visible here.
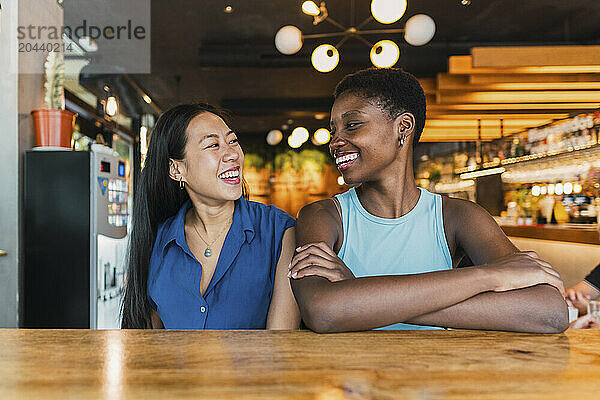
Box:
[243,198,295,227]
[297,198,340,226]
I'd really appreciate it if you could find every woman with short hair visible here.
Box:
[290,68,568,333]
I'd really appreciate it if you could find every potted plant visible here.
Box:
[31,52,76,148]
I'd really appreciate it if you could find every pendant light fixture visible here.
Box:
[275,0,436,72]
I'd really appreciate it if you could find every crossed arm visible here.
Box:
[290,198,569,334]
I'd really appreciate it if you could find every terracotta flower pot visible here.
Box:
[31,109,76,148]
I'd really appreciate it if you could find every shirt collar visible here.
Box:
[160,197,255,253]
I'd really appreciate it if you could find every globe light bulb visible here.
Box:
[106,96,118,117]
[288,134,303,149]
[370,39,400,68]
[292,127,310,144]
[275,25,303,55]
[563,182,573,195]
[266,130,283,146]
[313,128,331,145]
[555,183,564,195]
[311,44,339,73]
[302,1,321,16]
[404,14,436,46]
[370,0,407,24]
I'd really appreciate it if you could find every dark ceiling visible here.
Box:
[106,0,600,139]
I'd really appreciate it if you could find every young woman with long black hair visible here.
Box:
[121,103,300,329]
[289,68,569,333]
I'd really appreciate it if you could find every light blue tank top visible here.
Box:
[335,187,452,330]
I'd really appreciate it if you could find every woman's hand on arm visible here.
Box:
[566,280,600,315]
[291,200,565,333]
[289,241,355,282]
[266,227,301,330]
[569,313,600,329]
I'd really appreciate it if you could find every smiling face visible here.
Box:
[329,91,412,185]
[170,112,244,203]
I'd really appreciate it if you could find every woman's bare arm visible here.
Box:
[405,198,568,332]
[291,200,566,333]
[266,227,301,330]
[151,309,165,329]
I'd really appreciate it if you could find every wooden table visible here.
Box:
[1,329,599,399]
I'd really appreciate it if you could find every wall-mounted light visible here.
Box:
[140,126,148,156]
[142,94,152,104]
[106,96,118,117]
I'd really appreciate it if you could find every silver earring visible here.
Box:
[400,136,405,146]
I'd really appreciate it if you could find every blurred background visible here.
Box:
[1,0,600,328]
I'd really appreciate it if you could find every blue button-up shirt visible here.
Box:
[148,197,295,329]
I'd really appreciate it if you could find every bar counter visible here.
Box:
[501,224,600,245]
[499,224,600,288]
[1,329,599,399]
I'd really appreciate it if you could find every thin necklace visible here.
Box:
[191,211,232,258]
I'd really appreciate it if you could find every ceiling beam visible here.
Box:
[437,91,600,104]
[449,55,600,74]
[471,46,600,68]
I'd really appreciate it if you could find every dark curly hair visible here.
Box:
[334,68,427,149]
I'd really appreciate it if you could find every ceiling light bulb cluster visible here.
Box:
[302,0,321,16]
[275,0,435,72]
[311,44,339,73]
[370,39,400,68]
[371,0,407,24]
[268,126,331,148]
[266,129,283,146]
[313,128,331,145]
[288,127,310,148]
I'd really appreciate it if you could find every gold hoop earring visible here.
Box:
[179,178,185,190]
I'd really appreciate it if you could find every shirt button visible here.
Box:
[200,306,206,313]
